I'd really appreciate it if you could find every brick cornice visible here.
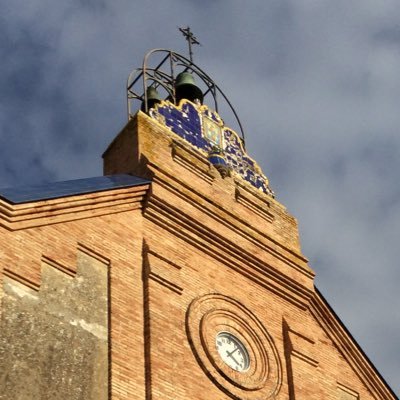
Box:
[310,290,397,399]
[147,160,313,276]
[145,193,314,309]
[0,184,150,231]
[102,113,310,268]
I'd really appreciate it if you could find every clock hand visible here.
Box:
[226,348,241,366]
[229,352,241,367]
[226,347,239,357]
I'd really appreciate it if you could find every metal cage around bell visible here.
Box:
[126,49,246,145]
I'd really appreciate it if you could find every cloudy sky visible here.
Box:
[1,0,399,395]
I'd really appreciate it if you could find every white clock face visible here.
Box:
[215,332,250,372]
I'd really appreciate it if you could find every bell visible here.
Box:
[175,72,203,105]
[141,86,162,112]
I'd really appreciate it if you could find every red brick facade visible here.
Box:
[0,109,396,399]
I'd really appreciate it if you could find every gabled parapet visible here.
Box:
[103,110,315,309]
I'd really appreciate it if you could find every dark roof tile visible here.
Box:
[0,174,151,204]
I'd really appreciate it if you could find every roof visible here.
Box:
[0,174,151,204]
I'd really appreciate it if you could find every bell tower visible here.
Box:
[0,43,395,399]
[101,49,396,399]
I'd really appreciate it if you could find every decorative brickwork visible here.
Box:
[0,109,396,399]
[103,111,396,399]
[186,293,282,399]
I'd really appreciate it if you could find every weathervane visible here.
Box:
[179,26,201,63]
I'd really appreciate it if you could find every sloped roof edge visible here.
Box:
[311,287,398,399]
[0,174,151,204]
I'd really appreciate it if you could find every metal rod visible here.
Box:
[126,48,246,142]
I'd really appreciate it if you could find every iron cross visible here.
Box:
[179,26,201,63]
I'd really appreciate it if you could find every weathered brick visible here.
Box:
[0,109,395,400]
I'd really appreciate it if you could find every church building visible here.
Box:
[0,48,397,399]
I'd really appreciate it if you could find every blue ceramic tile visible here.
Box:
[150,100,274,196]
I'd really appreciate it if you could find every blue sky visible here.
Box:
[1,0,399,395]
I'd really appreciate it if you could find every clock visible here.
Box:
[216,332,250,372]
[186,293,282,399]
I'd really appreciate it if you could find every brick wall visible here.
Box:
[0,109,395,399]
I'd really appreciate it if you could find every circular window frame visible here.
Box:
[186,293,282,399]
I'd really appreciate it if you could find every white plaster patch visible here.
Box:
[4,281,39,301]
[69,319,107,340]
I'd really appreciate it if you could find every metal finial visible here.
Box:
[179,26,201,63]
